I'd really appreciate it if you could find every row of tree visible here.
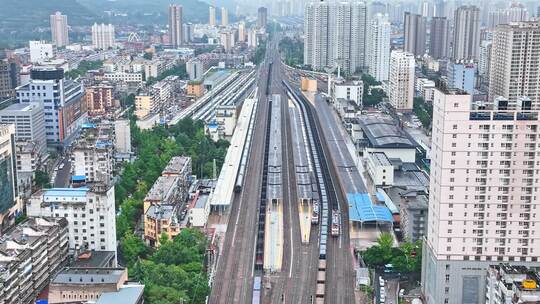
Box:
[115,118,228,303]
[413,96,433,130]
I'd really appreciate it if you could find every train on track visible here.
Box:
[331,210,341,237]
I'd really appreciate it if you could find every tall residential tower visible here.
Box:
[168,4,183,48]
[403,12,427,57]
[452,6,481,61]
[366,13,391,81]
[50,11,69,47]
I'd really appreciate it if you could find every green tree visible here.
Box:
[120,230,149,268]
[34,170,51,188]
[143,52,153,60]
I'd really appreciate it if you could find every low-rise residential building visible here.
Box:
[486,264,540,304]
[144,60,174,79]
[332,79,363,107]
[27,184,117,256]
[48,267,133,304]
[144,204,181,246]
[187,80,205,98]
[143,156,192,246]
[134,94,154,119]
[85,84,116,116]
[102,72,143,84]
[0,217,69,304]
[366,152,394,186]
[416,78,435,102]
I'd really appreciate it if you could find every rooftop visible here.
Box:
[359,115,417,149]
[347,193,393,223]
[146,204,178,221]
[144,176,179,202]
[51,267,126,285]
[0,102,42,113]
[72,251,116,268]
[96,282,145,304]
[370,152,392,166]
[162,156,191,176]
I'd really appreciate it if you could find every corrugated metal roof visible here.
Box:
[347,193,393,222]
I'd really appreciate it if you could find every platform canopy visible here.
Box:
[347,192,393,223]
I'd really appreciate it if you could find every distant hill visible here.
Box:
[78,0,213,24]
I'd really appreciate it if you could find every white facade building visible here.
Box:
[114,119,131,154]
[0,102,47,154]
[168,4,183,48]
[50,11,69,47]
[27,185,117,255]
[366,152,394,186]
[366,13,391,81]
[92,23,115,50]
[388,50,415,111]
[221,7,229,26]
[304,1,368,74]
[416,78,436,101]
[332,80,363,107]
[29,41,54,63]
[488,21,540,108]
[102,72,143,83]
[421,85,540,304]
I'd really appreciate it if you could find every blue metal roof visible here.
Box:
[71,175,86,182]
[347,193,393,223]
[44,188,88,198]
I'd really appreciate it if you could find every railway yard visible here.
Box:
[209,33,364,304]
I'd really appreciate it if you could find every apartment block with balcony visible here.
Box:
[422,84,540,304]
[0,217,69,304]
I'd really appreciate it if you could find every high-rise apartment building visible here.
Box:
[429,17,449,59]
[488,4,529,29]
[388,51,415,111]
[478,40,492,84]
[404,12,427,57]
[366,13,391,81]
[258,7,268,28]
[209,6,216,26]
[221,7,229,26]
[488,21,540,108]
[29,41,54,63]
[168,4,183,48]
[183,22,194,43]
[50,11,69,47]
[304,1,368,74]
[92,23,115,50]
[422,85,540,304]
[238,21,246,42]
[453,6,481,61]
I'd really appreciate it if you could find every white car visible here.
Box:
[379,276,385,287]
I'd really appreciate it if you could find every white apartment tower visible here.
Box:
[209,6,217,27]
[50,11,69,47]
[304,1,367,74]
[488,21,540,108]
[366,13,391,81]
[92,23,115,50]
[238,21,246,42]
[168,4,183,48]
[221,7,229,26]
[422,85,540,304]
[452,6,481,61]
[388,51,415,111]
